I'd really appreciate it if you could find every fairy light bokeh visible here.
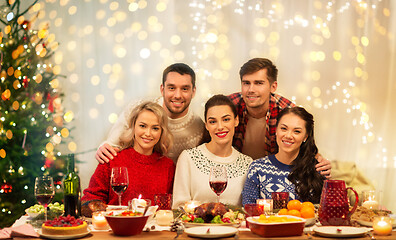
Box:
[11,0,395,211]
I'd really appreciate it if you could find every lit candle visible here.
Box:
[92,211,109,230]
[156,210,174,226]
[128,194,150,214]
[373,216,392,236]
[256,199,273,212]
[362,200,379,210]
[130,198,148,214]
[184,201,201,213]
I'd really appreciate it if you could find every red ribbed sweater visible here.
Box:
[82,147,175,205]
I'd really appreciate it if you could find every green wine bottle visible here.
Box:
[63,154,81,217]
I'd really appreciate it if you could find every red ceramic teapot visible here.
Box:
[318,180,359,226]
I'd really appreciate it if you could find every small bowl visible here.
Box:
[25,209,41,219]
[305,216,317,226]
[105,213,150,236]
[247,215,306,238]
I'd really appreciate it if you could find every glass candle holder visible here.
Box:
[128,198,151,214]
[154,193,172,210]
[256,199,273,213]
[244,203,264,228]
[92,211,110,230]
[271,192,289,210]
[373,216,392,236]
[184,200,201,214]
[361,190,381,210]
[156,210,174,226]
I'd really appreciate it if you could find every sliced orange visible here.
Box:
[287,200,302,211]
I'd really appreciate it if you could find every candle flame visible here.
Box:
[138,194,142,199]
[378,220,388,227]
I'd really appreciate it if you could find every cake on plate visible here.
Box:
[41,215,87,235]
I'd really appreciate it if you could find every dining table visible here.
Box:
[12,229,396,239]
[10,216,396,240]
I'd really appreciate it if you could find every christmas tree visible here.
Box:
[0,0,70,228]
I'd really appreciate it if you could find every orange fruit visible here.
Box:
[287,200,302,211]
[278,208,288,215]
[301,201,315,210]
[287,209,301,218]
[300,206,315,219]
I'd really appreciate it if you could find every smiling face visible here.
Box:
[205,105,239,146]
[133,110,162,155]
[241,69,277,116]
[276,113,308,157]
[160,71,196,119]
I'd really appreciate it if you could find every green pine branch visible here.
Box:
[0,0,70,228]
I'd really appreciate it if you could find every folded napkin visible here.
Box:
[0,224,39,239]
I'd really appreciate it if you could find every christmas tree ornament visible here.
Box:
[1,183,12,193]
[21,20,31,30]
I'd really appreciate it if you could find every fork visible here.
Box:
[367,231,376,240]
[174,227,184,239]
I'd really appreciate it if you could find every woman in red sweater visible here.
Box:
[82,101,175,206]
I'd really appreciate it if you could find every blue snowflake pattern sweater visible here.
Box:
[242,155,298,205]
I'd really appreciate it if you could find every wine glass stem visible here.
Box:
[44,205,48,221]
[118,194,122,206]
[217,195,220,203]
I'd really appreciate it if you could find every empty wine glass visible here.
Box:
[34,175,55,221]
[111,167,129,206]
[209,166,228,203]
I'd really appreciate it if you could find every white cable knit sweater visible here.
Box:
[105,97,205,162]
[172,144,253,208]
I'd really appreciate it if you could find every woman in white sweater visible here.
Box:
[172,94,253,208]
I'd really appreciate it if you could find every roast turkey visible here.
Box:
[81,200,107,217]
[193,202,229,223]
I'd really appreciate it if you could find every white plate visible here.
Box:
[105,205,128,211]
[313,226,369,238]
[356,216,396,228]
[184,226,237,238]
[183,222,240,228]
[38,229,90,239]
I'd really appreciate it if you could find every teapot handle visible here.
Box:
[346,187,359,216]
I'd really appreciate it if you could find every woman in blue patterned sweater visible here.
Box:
[242,107,324,205]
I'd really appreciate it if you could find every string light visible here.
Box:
[2,0,392,218]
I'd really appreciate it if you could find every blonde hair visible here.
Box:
[119,101,173,155]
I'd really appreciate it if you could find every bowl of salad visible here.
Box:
[105,210,151,236]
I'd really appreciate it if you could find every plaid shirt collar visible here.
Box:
[229,92,295,157]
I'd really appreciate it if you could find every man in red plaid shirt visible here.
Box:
[228,58,331,176]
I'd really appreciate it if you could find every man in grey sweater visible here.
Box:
[95,63,206,163]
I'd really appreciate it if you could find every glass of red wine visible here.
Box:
[209,166,228,203]
[111,167,129,206]
[34,176,55,221]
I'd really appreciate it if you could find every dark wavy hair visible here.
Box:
[276,107,324,203]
